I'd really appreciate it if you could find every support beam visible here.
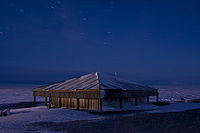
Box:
[135,97,138,106]
[119,98,123,109]
[87,99,90,109]
[34,96,36,105]
[156,94,159,102]
[70,98,72,108]
[59,97,62,108]
[48,93,52,109]
[147,96,149,104]
[77,98,79,110]
[45,97,47,106]
[99,99,102,112]
[97,99,99,110]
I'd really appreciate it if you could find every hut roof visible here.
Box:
[34,72,155,91]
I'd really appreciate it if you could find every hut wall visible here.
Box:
[52,97,147,111]
[102,97,146,111]
[79,99,99,110]
[51,97,99,110]
[103,89,158,99]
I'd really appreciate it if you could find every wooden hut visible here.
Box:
[33,72,159,112]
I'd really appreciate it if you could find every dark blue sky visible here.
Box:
[0,0,200,84]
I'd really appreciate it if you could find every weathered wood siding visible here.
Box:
[33,88,158,111]
[51,98,99,110]
[33,90,49,97]
[50,90,100,99]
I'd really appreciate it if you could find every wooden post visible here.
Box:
[156,94,159,102]
[135,97,138,106]
[98,87,102,112]
[70,98,72,108]
[77,98,79,110]
[119,98,123,109]
[87,99,90,109]
[147,96,149,104]
[59,97,61,108]
[97,99,99,110]
[45,97,47,106]
[48,93,51,109]
[34,96,36,104]
[99,98,102,112]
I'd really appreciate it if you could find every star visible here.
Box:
[19,9,24,12]
[50,6,55,9]
[103,42,108,45]
[79,10,83,14]
[80,32,85,35]
[39,42,45,46]
[82,17,87,21]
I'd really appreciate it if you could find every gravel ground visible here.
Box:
[27,109,200,133]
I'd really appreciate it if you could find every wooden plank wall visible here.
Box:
[50,90,100,99]
[51,98,99,110]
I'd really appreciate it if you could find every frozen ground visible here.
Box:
[0,106,103,132]
[0,83,39,104]
[1,102,200,132]
[30,109,200,133]
[153,85,200,101]
[0,83,200,132]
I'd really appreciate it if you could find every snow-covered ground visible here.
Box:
[154,85,200,101]
[0,83,200,132]
[0,83,39,104]
[0,106,103,132]
[1,102,200,132]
